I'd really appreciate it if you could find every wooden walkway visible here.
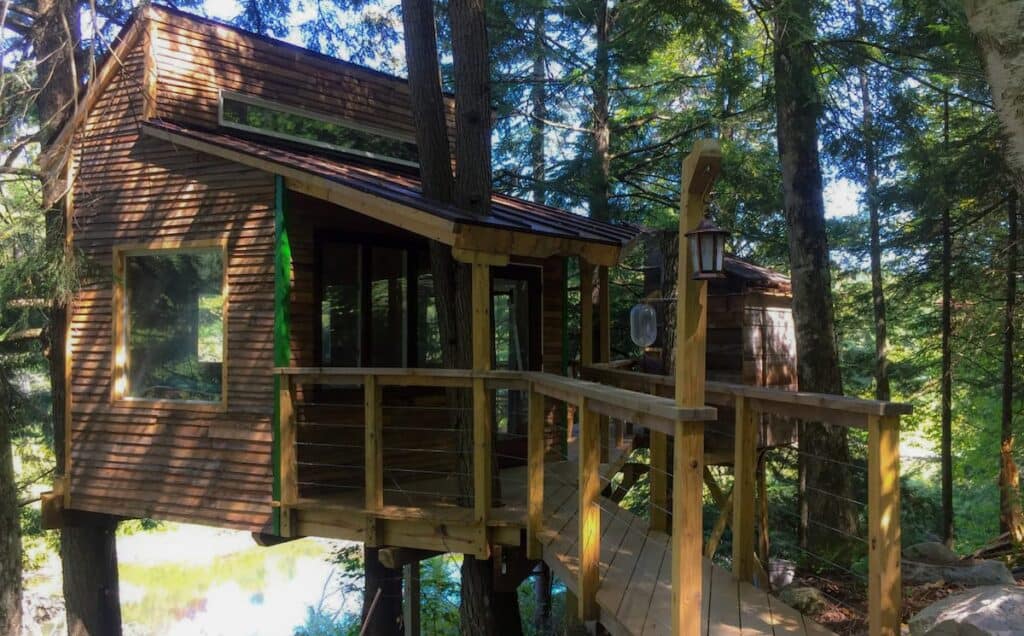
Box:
[536,462,835,636]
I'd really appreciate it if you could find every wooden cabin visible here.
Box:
[44,7,910,635]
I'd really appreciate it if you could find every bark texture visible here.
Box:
[964,1,1024,191]
[1000,189,1024,542]
[941,95,954,547]
[361,547,403,636]
[530,7,547,205]
[854,0,890,402]
[771,0,856,558]
[0,375,20,636]
[589,0,612,222]
[59,513,122,636]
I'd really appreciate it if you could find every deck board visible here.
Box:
[534,462,835,636]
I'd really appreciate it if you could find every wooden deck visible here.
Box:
[535,462,835,636]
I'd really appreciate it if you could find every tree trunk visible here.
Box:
[589,0,611,223]
[1000,189,1024,542]
[530,7,547,205]
[35,2,125,634]
[854,0,890,402]
[362,547,404,636]
[0,375,21,636]
[940,94,955,548]
[964,1,1024,192]
[771,0,856,560]
[401,0,518,632]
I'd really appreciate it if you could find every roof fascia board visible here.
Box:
[141,123,459,245]
[453,224,621,267]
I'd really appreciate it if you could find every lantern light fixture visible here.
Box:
[629,302,657,348]
[685,216,729,280]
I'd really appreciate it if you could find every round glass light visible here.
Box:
[629,303,657,347]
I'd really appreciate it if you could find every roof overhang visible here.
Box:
[141,122,626,266]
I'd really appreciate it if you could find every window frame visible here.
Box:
[217,90,420,168]
[111,240,230,411]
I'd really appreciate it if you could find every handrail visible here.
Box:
[582,362,912,429]
[582,360,905,636]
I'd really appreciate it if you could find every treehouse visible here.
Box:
[43,6,912,636]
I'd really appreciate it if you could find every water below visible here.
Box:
[24,523,359,636]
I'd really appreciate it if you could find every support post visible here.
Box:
[672,420,704,636]
[732,396,757,582]
[527,387,545,559]
[577,396,600,623]
[672,139,720,636]
[868,415,901,636]
[471,263,493,535]
[650,431,669,532]
[365,375,383,512]
[279,375,298,537]
[403,562,421,636]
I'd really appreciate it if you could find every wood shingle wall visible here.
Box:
[68,36,277,531]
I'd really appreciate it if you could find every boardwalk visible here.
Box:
[534,462,835,636]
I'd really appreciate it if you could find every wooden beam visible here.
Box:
[868,415,901,636]
[451,247,509,266]
[650,431,669,533]
[732,396,757,583]
[672,420,704,636]
[471,263,492,556]
[379,547,441,570]
[454,224,621,267]
[365,375,384,512]
[527,387,545,559]
[672,141,718,636]
[577,396,601,623]
[704,488,733,558]
[279,376,298,538]
[598,265,611,464]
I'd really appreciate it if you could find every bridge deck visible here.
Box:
[535,461,835,636]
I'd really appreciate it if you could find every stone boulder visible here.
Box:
[777,586,828,615]
[905,542,961,565]
[909,585,1024,635]
[903,559,1015,587]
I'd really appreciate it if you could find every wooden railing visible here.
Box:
[274,366,719,632]
[582,362,911,636]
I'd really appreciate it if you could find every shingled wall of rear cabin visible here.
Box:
[68,34,277,531]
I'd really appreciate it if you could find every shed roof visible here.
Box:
[142,120,640,263]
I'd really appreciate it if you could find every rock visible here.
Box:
[905,542,962,565]
[909,585,1024,635]
[903,559,1015,586]
[777,586,828,615]
[768,558,797,589]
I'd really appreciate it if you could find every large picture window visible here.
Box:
[115,246,226,403]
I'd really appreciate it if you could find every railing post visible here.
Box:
[279,374,298,537]
[672,420,704,636]
[471,262,493,545]
[869,414,901,636]
[732,396,757,582]
[527,386,545,559]
[650,431,669,532]
[578,396,601,623]
[598,265,611,463]
[365,375,383,512]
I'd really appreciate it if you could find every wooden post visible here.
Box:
[650,431,669,532]
[527,387,545,559]
[577,396,600,623]
[868,415,901,636]
[732,396,757,582]
[365,375,383,512]
[279,375,298,537]
[403,562,421,636]
[672,140,720,636]
[598,265,611,462]
[471,263,493,531]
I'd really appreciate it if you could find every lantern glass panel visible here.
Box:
[629,303,657,347]
[701,233,716,274]
[715,234,725,272]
